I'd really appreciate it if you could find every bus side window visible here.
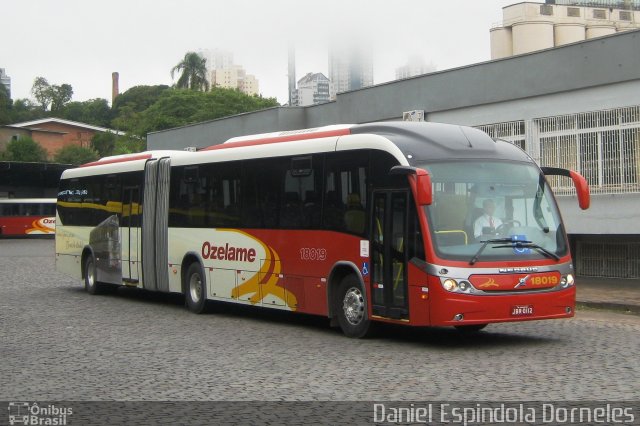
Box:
[323,151,369,236]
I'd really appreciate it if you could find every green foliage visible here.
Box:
[112,134,146,155]
[1,136,48,162]
[91,132,117,157]
[62,98,112,127]
[171,52,209,91]
[112,85,170,115]
[6,99,47,123]
[131,88,278,136]
[30,77,73,111]
[53,144,99,165]
[0,84,11,125]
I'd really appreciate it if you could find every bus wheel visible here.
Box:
[336,275,372,338]
[84,256,102,295]
[185,262,207,314]
[455,324,488,333]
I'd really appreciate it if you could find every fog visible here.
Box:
[2,0,515,104]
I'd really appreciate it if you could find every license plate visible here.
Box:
[511,305,534,316]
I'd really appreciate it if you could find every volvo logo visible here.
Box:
[514,275,531,288]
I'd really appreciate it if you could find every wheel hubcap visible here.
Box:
[343,287,365,325]
[87,263,95,288]
[189,273,202,303]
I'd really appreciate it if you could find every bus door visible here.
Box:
[121,186,141,283]
[371,190,409,320]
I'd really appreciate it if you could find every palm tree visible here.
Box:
[171,52,210,91]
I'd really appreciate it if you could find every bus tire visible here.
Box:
[185,262,207,314]
[336,274,373,338]
[455,324,488,333]
[84,256,102,295]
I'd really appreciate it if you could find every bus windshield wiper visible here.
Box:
[492,241,560,261]
[469,238,518,265]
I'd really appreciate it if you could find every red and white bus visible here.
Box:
[0,198,56,237]
[55,122,589,337]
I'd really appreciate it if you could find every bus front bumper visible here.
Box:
[429,286,576,326]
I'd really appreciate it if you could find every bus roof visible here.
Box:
[0,198,56,203]
[64,122,532,179]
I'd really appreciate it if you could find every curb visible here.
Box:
[576,300,640,316]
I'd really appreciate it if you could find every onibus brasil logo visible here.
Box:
[8,402,72,425]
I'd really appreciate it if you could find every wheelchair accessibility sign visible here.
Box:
[362,262,369,276]
[511,234,531,254]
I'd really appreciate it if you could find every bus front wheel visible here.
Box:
[185,262,208,314]
[336,275,373,338]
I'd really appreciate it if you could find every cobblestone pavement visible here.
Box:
[1,239,640,404]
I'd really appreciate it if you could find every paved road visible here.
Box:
[1,239,639,405]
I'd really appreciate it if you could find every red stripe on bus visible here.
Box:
[202,128,351,151]
[80,153,153,168]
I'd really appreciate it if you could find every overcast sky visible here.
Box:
[3,0,516,105]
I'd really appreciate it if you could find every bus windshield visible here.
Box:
[421,160,568,262]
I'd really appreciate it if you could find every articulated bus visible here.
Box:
[55,122,590,337]
[0,198,56,237]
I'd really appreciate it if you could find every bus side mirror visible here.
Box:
[415,169,433,206]
[389,166,433,206]
[540,167,590,210]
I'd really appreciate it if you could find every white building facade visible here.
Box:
[491,0,640,59]
[293,73,331,107]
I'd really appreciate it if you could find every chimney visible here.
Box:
[112,72,119,105]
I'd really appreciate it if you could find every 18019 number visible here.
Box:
[300,248,327,261]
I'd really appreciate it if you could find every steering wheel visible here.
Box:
[496,220,521,235]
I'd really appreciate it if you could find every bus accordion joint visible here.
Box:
[540,166,590,210]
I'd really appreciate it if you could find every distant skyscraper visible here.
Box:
[292,73,331,106]
[288,45,296,106]
[198,49,234,71]
[328,43,373,99]
[396,56,436,80]
[0,68,11,98]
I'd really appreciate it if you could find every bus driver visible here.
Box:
[474,199,502,239]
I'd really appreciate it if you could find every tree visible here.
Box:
[171,52,209,91]
[50,84,73,112]
[131,88,279,136]
[1,136,48,162]
[32,77,51,110]
[31,77,73,111]
[91,132,116,157]
[0,84,11,125]
[112,85,170,115]
[62,98,112,127]
[54,144,99,165]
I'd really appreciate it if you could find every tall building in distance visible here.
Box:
[199,48,260,96]
[291,73,332,106]
[395,56,436,80]
[328,43,373,99]
[491,0,640,59]
[0,68,11,98]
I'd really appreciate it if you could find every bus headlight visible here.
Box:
[566,274,574,286]
[443,279,458,292]
[560,274,575,288]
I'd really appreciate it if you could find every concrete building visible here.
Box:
[292,73,331,106]
[491,0,640,59]
[395,56,436,80]
[0,68,10,98]
[200,49,260,96]
[210,65,260,96]
[148,30,640,280]
[328,43,373,99]
[0,118,124,160]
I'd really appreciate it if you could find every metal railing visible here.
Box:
[476,105,640,196]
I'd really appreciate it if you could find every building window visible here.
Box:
[619,11,632,21]
[540,4,554,16]
[593,9,606,19]
[567,7,580,17]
